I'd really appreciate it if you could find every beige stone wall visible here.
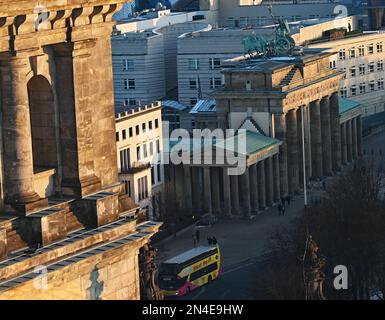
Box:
[0,244,141,300]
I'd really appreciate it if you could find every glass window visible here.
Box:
[359,83,366,94]
[136,125,139,135]
[378,79,384,89]
[188,58,199,70]
[123,59,134,71]
[358,46,364,56]
[155,119,159,129]
[349,48,355,59]
[122,129,126,140]
[209,58,221,70]
[369,63,375,73]
[116,132,119,142]
[129,127,133,137]
[350,67,356,77]
[339,49,346,60]
[377,42,383,53]
[142,122,146,132]
[369,82,375,91]
[210,77,222,89]
[136,146,141,160]
[350,86,357,96]
[359,64,365,75]
[377,60,383,71]
[149,121,152,130]
[368,44,374,54]
[189,78,198,89]
[143,144,148,158]
[124,79,135,90]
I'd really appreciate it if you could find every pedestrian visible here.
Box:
[192,234,197,247]
[212,237,218,245]
[282,204,286,216]
[207,237,213,245]
[286,195,291,207]
[278,203,283,216]
[195,229,200,244]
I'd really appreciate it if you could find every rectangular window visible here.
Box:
[339,49,346,60]
[149,141,154,156]
[124,79,135,90]
[157,164,162,182]
[210,77,222,89]
[358,45,364,56]
[340,87,347,98]
[136,146,141,161]
[369,62,375,73]
[129,127,133,137]
[119,148,130,172]
[209,58,221,70]
[123,59,134,71]
[155,119,159,129]
[189,78,198,89]
[378,79,384,90]
[122,129,126,140]
[349,48,356,59]
[377,60,384,71]
[116,132,119,142]
[368,44,374,54]
[377,42,383,53]
[190,98,197,107]
[136,125,140,135]
[359,83,366,94]
[143,144,148,158]
[188,58,199,70]
[350,86,357,96]
[151,167,155,185]
[142,122,146,132]
[350,67,356,77]
[369,82,375,92]
[359,64,365,75]
[156,139,160,153]
[149,121,152,130]
[239,16,248,27]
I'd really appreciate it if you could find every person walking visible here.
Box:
[195,229,200,244]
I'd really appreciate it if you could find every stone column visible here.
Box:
[297,108,304,188]
[240,168,251,217]
[347,120,353,163]
[249,164,259,213]
[192,167,202,213]
[320,97,332,176]
[211,167,221,214]
[303,104,312,180]
[310,100,323,178]
[274,113,289,197]
[175,165,184,209]
[265,157,274,207]
[352,117,358,160]
[230,175,240,215]
[183,166,193,215]
[340,122,348,165]
[257,160,266,210]
[0,54,45,212]
[53,41,101,197]
[357,115,363,156]
[330,93,342,171]
[287,109,299,194]
[222,168,232,216]
[203,167,212,214]
[273,154,281,203]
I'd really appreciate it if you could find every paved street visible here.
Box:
[155,129,385,300]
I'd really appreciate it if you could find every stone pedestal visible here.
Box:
[80,192,119,227]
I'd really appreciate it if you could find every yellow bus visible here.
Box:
[158,245,221,297]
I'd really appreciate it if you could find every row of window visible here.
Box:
[119,140,161,170]
[339,43,383,60]
[343,61,384,77]
[189,77,223,90]
[116,119,160,142]
[188,58,221,71]
[340,79,384,97]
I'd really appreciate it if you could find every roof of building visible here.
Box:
[339,97,361,115]
[161,100,189,111]
[163,246,217,265]
[190,99,216,114]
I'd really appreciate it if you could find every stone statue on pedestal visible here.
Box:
[139,243,163,300]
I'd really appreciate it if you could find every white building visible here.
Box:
[115,102,164,220]
[177,16,356,106]
[310,31,385,116]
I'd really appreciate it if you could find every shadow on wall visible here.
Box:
[87,265,105,300]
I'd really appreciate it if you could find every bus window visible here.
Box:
[189,262,218,282]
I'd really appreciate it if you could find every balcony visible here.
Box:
[119,161,151,175]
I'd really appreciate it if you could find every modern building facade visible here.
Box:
[309,31,385,116]
[116,102,164,221]
[165,50,363,218]
[0,0,160,300]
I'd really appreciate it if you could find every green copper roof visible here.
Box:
[339,97,361,115]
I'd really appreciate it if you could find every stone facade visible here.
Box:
[0,1,161,300]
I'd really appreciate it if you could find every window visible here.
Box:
[149,121,152,130]
[359,64,365,75]
[157,164,162,182]
[359,83,366,94]
[188,58,199,70]
[155,119,159,129]
[123,59,134,71]
[350,67,356,77]
[151,167,155,185]
[369,62,375,73]
[142,122,146,132]
[358,45,364,57]
[377,60,384,71]
[190,98,197,107]
[124,98,136,107]
[124,79,135,90]
[143,144,148,158]
[129,127,133,137]
[135,125,140,135]
[210,77,222,89]
[124,180,131,197]
[122,129,126,140]
[116,132,119,142]
[227,17,235,27]
[350,85,357,96]
[239,17,248,28]
[149,141,154,156]
[349,47,356,59]
[189,78,198,89]
[329,60,336,69]
[156,139,160,153]
[368,44,374,54]
[137,177,148,201]
[377,42,383,53]
[119,148,130,172]
[369,81,375,92]
[209,58,221,70]
[378,79,384,89]
[340,87,347,98]
[136,146,141,161]
[339,49,346,60]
